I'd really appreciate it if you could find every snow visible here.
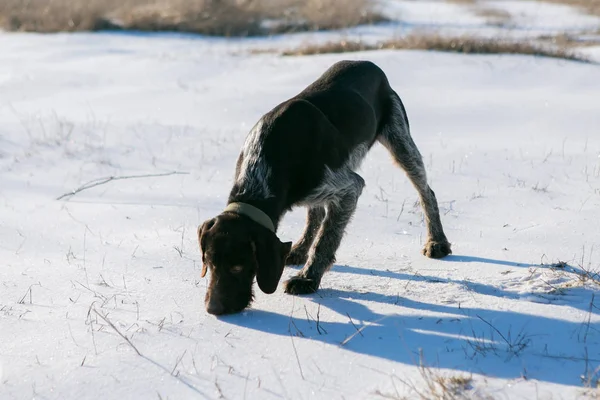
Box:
[1,2,600,399]
[483,0,600,31]
[378,0,488,27]
[376,0,600,40]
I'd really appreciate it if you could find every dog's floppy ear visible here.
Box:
[253,234,292,294]
[197,218,216,278]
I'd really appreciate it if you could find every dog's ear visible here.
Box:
[253,234,292,294]
[197,218,216,278]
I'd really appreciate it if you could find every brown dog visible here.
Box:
[198,60,451,315]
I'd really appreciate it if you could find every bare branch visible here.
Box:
[56,171,189,201]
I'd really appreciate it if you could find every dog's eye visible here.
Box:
[231,265,244,274]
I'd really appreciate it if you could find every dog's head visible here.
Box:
[197,213,292,315]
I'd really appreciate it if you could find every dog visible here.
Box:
[197,60,451,315]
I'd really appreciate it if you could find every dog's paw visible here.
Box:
[283,276,319,295]
[285,248,308,266]
[422,240,452,259]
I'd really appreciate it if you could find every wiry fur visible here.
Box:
[299,143,369,208]
[235,120,273,199]
[198,60,452,315]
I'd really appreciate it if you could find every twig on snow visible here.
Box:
[91,306,208,396]
[214,379,226,398]
[18,282,41,304]
[288,300,305,380]
[581,293,595,344]
[476,314,530,357]
[93,308,142,356]
[290,333,305,380]
[341,315,389,346]
[316,303,326,334]
[171,350,187,376]
[56,171,189,200]
[346,312,364,337]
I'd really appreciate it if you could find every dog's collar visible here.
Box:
[223,202,275,232]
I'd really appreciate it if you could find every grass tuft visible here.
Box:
[279,34,591,63]
[374,350,491,400]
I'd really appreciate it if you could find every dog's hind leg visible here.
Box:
[284,171,365,295]
[286,206,326,266]
[379,92,451,258]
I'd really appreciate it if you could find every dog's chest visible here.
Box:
[299,143,369,207]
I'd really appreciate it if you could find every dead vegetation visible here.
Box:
[550,261,600,288]
[539,32,600,47]
[410,372,479,400]
[278,34,591,63]
[375,350,490,400]
[0,0,384,36]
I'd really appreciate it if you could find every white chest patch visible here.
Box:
[301,143,369,207]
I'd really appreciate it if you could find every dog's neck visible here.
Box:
[227,171,288,231]
[223,202,276,232]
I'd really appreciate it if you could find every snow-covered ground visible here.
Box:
[1,1,600,399]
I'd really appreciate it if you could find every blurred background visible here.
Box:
[1,0,599,61]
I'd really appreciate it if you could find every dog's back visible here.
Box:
[295,60,392,146]
[230,61,395,208]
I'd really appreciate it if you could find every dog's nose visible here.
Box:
[206,300,226,315]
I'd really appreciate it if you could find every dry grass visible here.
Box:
[427,375,477,400]
[539,32,600,47]
[373,350,493,400]
[375,373,484,400]
[0,0,385,36]
[279,34,592,63]
[540,0,600,16]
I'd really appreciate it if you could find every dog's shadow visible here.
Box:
[220,256,599,388]
[288,256,594,314]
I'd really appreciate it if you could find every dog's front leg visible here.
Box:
[286,206,326,266]
[284,172,365,295]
